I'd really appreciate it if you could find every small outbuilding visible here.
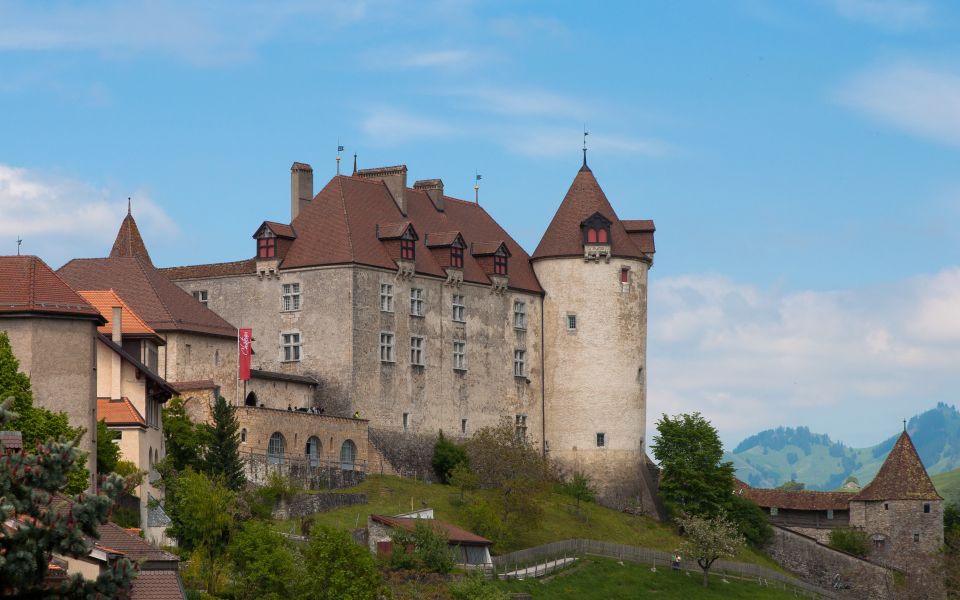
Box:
[367,514,493,566]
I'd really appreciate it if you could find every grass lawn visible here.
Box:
[933,468,960,506]
[273,475,781,569]
[496,557,804,600]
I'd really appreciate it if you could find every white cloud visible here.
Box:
[507,128,674,158]
[0,164,176,267]
[830,0,930,30]
[453,87,585,118]
[363,47,482,70]
[648,269,960,447]
[838,62,960,146]
[361,108,457,144]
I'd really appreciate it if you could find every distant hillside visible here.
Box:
[726,402,960,491]
[933,468,960,506]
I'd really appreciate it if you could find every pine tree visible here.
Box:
[204,396,246,491]
[0,397,137,595]
[0,331,88,493]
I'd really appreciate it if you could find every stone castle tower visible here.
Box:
[532,158,657,509]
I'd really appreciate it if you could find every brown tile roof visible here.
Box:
[159,258,257,281]
[738,485,852,511]
[471,241,508,256]
[532,165,653,262]
[853,431,942,501]
[97,334,177,398]
[273,175,542,293]
[249,369,318,386]
[111,209,153,266]
[58,257,237,338]
[0,256,104,321]
[622,219,655,232]
[78,289,163,343]
[259,221,296,239]
[370,515,492,546]
[130,570,186,600]
[377,221,415,240]
[424,231,463,248]
[0,430,23,450]
[98,522,180,563]
[98,397,146,427]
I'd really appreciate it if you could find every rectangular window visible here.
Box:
[379,333,395,363]
[281,283,301,311]
[400,238,415,260]
[596,432,606,447]
[451,246,463,268]
[494,253,508,275]
[513,300,527,330]
[410,288,424,317]
[513,349,526,377]
[410,336,425,366]
[146,398,160,429]
[403,412,409,431]
[258,237,276,258]
[923,503,931,514]
[515,414,527,438]
[826,509,834,520]
[620,267,630,284]
[913,533,920,543]
[453,341,466,370]
[770,507,779,516]
[567,314,577,330]
[281,332,301,362]
[461,418,467,434]
[380,283,394,312]
[192,290,208,306]
[452,294,465,322]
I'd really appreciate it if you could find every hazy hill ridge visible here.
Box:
[727,402,960,491]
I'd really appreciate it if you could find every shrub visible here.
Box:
[463,498,509,548]
[726,494,772,547]
[828,528,871,557]
[449,573,509,600]
[559,471,596,508]
[301,526,384,600]
[388,520,455,574]
[432,430,469,484]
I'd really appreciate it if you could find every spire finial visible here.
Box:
[16,236,22,255]
[474,172,482,204]
[582,126,589,167]
[352,154,357,176]
[336,140,344,175]
[127,197,131,215]
[903,418,907,432]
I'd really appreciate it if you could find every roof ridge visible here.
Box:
[336,175,356,260]
[160,258,255,270]
[133,258,176,326]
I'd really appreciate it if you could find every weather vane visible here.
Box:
[583,125,589,167]
[474,172,482,204]
[16,236,22,256]
[336,139,344,175]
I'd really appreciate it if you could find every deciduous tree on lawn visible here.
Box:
[676,511,744,587]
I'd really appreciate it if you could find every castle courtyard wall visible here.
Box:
[849,499,944,573]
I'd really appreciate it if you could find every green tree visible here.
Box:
[0,397,136,596]
[388,520,455,574]
[0,331,88,493]
[228,521,303,600]
[777,480,805,492]
[301,526,383,600]
[726,494,772,547]
[432,430,469,484]
[204,396,246,491]
[160,396,212,474]
[559,471,596,509]
[166,469,237,594]
[449,462,479,504]
[676,512,745,587]
[96,419,121,474]
[651,412,736,518]
[827,528,871,557]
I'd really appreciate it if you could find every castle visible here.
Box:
[154,156,659,508]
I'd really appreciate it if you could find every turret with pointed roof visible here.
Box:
[110,202,153,266]
[854,431,942,502]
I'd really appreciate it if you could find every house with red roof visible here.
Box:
[0,255,105,490]
[160,156,659,509]
[368,513,493,566]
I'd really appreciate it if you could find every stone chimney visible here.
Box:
[291,162,313,221]
[357,165,408,216]
[414,179,444,212]
[111,306,122,400]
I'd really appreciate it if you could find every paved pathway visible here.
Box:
[500,557,578,579]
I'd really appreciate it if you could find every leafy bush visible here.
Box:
[463,498,508,548]
[388,520,455,574]
[559,471,596,508]
[432,430,469,484]
[301,526,384,600]
[828,528,871,557]
[726,494,772,547]
[449,573,509,600]
[228,521,302,600]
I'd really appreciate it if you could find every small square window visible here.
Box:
[515,414,527,438]
[281,332,301,362]
[400,238,415,260]
[913,533,920,543]
[567,314,577,330]
[380,283,394,312]
[282,283,301,311]
[410,336,425,366]
[410,288,424,317]
[923,503,931,514]
[826,509,834,520]
[513,349,526,377]
[379,332,395,363]
[770,507,779,516]
[884,503,889,510]
[192,290,208,306]
[258,236,276,258]
[596,432,606,447]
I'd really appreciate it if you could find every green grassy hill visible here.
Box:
[496,557,803,600]
[273,475,779,569]
[933,468,960,506]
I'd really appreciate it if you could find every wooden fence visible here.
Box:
[488,538,838,599]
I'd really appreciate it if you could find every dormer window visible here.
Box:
[494,251,508,275]
[581,212,612,246]
[400,237,415,261]
[451,245,463,268]
[258,236,276,258]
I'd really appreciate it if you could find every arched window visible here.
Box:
[587,228,597,243]
[340,439,357,471]
[245,392,258,407]
[267,432,285,465]
[240,428,247,443]
[305,436,321,468]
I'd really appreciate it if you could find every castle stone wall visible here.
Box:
[849,499,943,573]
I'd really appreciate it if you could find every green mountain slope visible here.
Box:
[727,402,960,491]
[933,468,960,506]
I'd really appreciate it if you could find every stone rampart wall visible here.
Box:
[272,492,368,520]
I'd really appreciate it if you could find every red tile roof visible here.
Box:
[78,289,163,342]
[370,515,492,546]
[424,231,463,247]
[97,522,180,563]
[377,221,415,240]
[159,258,257,281]
[471,241,508,256]
[111,210,153,266]
[98,397,146,427]
[532,166,653,262]
[0,256,104,321]
[130,570,186,600]
[259,221,296,239]
[853,432,942,501]
[736,483,852,511]
[58,257,237,338]
[271,175,542,293]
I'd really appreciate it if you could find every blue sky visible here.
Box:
[2,0,959,447]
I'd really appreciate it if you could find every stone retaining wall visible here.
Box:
[272,492,368,520]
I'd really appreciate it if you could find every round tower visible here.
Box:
[532,160,656,511]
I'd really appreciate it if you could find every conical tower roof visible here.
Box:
[853,431,942,501]
[110,204,152,266]
[532,164,646,261]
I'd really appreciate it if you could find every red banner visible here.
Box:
[238,328,252,381]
